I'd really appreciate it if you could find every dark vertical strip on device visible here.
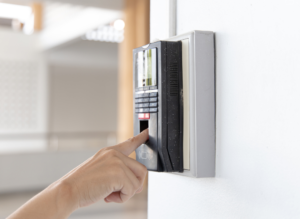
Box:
[160,42,173,172]
[178,43,184,173]
[166,41,183,171]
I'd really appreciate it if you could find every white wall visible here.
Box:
[149,0,300,218]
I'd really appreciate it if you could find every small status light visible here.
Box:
[113,19,125,30]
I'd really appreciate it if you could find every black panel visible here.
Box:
[166,42,183,172]
[160,41,173,172]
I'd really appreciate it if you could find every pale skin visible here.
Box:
[7,129,149,219]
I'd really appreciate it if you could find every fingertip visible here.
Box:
[142,128,149,139]
[112,128,149,156]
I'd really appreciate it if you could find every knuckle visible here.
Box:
[113,160,126,174]
[113,158,124,167]
[105,148,118,158]
[95,147,112,158]
[94,148,105,157]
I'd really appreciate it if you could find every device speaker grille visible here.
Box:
[169,62,178,96]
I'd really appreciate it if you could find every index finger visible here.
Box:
[111,129,148,156]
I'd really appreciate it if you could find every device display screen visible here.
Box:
[136,48,157,88]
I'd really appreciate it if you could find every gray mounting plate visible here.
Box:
[168,30,216,178]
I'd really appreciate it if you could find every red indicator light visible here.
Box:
[138,113,150,119]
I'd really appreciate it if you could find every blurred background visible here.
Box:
[0,0,149,218]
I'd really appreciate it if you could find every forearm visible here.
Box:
[7,181,78,219]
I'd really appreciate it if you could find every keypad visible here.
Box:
[135,98,150,103]
[135,108,150,113]
[136,103,150,108]
[135,93,150,98]
[149,92,158,97]
[149,103,158,108]
[149,86,157,90]
[149,97,157,102]
[149,108,158,112]
[136,86,154,92]
[135,91,158,114]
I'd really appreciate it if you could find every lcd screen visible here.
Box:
[136,48,157,88]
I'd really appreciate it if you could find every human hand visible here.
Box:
[7,129,149,219]
[60,129,149,208]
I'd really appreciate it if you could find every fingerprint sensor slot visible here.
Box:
[140,120,148,133]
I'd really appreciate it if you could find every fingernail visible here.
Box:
[105,198,111,203]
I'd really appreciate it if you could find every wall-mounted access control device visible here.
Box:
[134,30,215,177]
[133,41,183,172]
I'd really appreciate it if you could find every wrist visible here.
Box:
[47,179,80,217]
